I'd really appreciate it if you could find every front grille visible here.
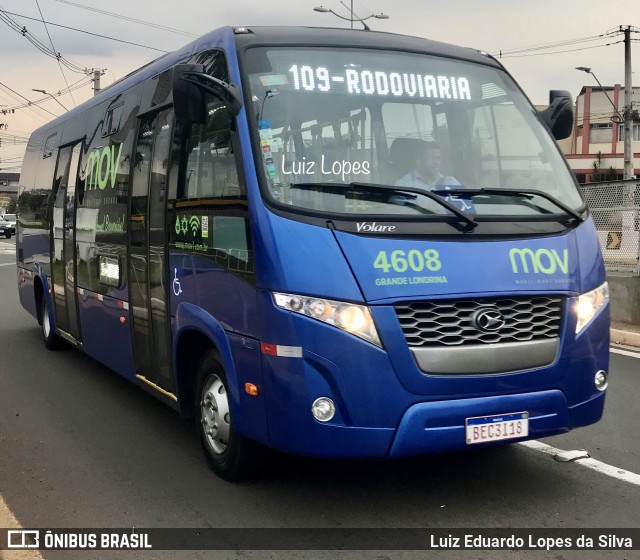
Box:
[395,296,563,347]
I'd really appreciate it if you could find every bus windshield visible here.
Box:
[243,47,583,219]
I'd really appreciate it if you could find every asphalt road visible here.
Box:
[0,235,639,560]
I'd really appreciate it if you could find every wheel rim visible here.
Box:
[200,374,231,454]
[43,303,51,338]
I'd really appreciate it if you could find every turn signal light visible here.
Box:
[245,383,259,396]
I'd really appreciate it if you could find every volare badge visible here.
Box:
[356,222,396,233]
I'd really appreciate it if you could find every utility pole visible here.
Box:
[0,108,12,137]
[92,69,101,97]
[623,25,634,179]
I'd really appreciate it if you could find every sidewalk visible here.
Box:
[611,321,640,350]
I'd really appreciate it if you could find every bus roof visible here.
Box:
[229,26,495,65]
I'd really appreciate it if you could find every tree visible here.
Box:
[591,151,619,182]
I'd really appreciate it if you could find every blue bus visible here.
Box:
[17,26,610,480]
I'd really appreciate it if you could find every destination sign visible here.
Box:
[282,65,471,100]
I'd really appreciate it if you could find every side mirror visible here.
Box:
[173,64,243,122]
[173,64,206,123]
[538,90,574,140]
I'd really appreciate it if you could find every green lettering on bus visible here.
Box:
[98,146,110,190]
[109,144,122,188]
[509,248,568,275]
[85,143,123,190]
[85,149,100,190]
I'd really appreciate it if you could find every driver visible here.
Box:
[395,141,460,190]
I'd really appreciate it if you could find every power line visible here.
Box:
[0,154,26,160]
[3,10,169,53]
[0,81,57,121]
[0,7,86,73]
[0,128,30,135]
[0,129,30,138]
[2,128,32,135]
[2,76,91,113]
[33,0,76,107]
[53,0,199,38]
[499,40,623,59]
[496,30,621,57]
[0,9,83,72]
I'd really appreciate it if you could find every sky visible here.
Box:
[0,0,638,173]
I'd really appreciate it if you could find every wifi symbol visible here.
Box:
[189,216,200,236]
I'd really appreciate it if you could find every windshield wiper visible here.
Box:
[432,188,584,222]
[290,182,478,230]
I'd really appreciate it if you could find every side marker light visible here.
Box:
[245,383,259,396]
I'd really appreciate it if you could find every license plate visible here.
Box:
[465,412,529,445]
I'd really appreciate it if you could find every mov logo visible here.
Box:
[509,248,569,275]
[85,143,123,191]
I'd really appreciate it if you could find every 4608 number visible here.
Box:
[373,249,441,273]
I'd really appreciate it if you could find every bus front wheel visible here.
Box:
[41,297,63,350]
[196,350,263,481]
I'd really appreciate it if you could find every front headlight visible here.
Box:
[273,292,382,347]
[574,282,609,334]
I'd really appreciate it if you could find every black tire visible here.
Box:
[41,297,63,350]
[4,233,10,239]
[196,350,264,481]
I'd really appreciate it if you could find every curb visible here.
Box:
[611,328,640,350]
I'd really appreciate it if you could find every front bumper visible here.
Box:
[264,387,605,459]
[387,389,605,457]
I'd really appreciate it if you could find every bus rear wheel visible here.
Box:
[196,350,264,481]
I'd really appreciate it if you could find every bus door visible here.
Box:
[51,142,82,342]
[129,108,175,392]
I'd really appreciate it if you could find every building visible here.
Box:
[563,85,640,183]
[0,172,19,211]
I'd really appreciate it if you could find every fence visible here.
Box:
[581,179,640,275]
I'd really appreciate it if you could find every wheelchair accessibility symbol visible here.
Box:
[444,194,475,212]
[173,268,183,296]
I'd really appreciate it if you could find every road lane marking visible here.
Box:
[0,495,45,559]
[518,440,640,486]
[0,263,16,267]
[610,346,640,358]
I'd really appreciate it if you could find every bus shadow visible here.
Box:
[238,442,577,524]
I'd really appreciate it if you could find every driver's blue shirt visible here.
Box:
[395,171,460,190]
[391,172,474,212]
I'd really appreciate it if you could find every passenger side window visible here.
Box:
[181,99,241,200]
[472,102,554,190]
[170,50,254,282]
